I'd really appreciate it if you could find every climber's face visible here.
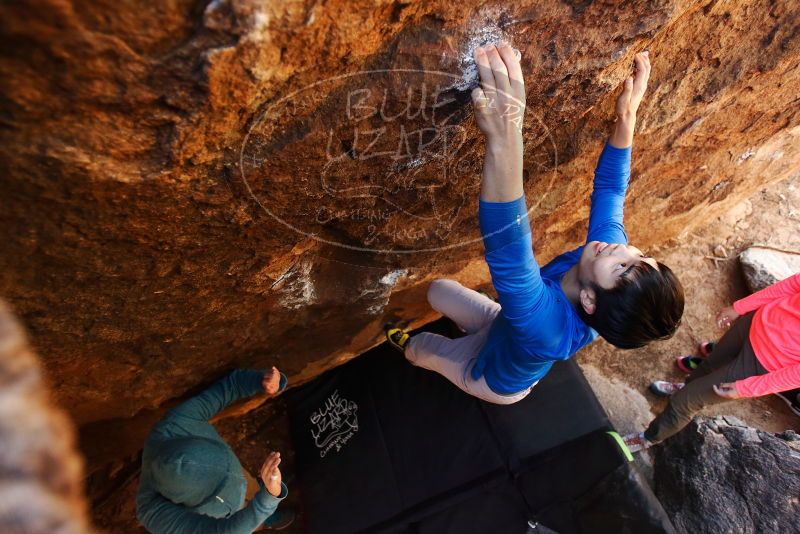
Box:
[578,241,658,290]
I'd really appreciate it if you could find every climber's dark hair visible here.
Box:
[577,261,684,349]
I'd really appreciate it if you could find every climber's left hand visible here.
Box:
[616,51,651,121]
[610,51,650,148]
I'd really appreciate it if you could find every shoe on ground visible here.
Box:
[622,431,652,454]
[384,324,410,352]
[675,355,704,374]
[263,508,296,530]
[650,380,685,397]
[775,389,800,417]
[699,340,716,357]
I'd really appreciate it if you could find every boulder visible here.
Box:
[654,416,800,534]
[579,364,654,436]
[1,0,799,475]
[739,246,800,293]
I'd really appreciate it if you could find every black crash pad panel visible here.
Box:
[287,318,674,534]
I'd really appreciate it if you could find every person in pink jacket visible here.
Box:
[625,272,800,452]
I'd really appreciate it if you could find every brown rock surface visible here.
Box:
[1,0,799,477]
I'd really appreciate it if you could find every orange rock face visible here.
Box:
[0,0,798,451]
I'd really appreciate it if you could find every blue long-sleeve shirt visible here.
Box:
[136,370,287,534]
[472,143,632,394]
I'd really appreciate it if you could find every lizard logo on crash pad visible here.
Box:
[310,389,359,457]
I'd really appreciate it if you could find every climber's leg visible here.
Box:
[426,279,501,334]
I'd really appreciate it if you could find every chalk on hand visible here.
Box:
[453,27,513,92]
[458,44,520,93]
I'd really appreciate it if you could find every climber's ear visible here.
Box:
[580,287,596,315]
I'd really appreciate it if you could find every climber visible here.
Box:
[136,367,295,533]
[624,272,800,452]
[386,45,683,404]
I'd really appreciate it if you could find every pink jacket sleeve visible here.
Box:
[733,272,800,315]
[736,363,800,398]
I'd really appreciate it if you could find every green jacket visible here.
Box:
[136,370,287,533]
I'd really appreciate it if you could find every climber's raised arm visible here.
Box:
[470,44,567,354]
[586,51,651,246]
[471,42,525,203]
[609,51,650,149]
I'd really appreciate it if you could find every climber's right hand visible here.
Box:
[471,42,526,146]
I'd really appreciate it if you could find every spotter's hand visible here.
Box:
[471,42,526,144]
[713,382,741,400]
[262,366,281,395]
[716,306,740,330]
[260,451,283,497]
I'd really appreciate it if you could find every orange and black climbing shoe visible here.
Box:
[385,325,410,352]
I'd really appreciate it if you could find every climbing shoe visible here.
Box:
[649,380,685,397]
[675,340,715,373]
[385,325,410,352]
[675,355,704,374]
[699,340,716,357]
[775,389,800,417]
[622,431,652,454]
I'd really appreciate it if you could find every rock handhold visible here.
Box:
[653,416,800,534]
[739,246,800,293]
